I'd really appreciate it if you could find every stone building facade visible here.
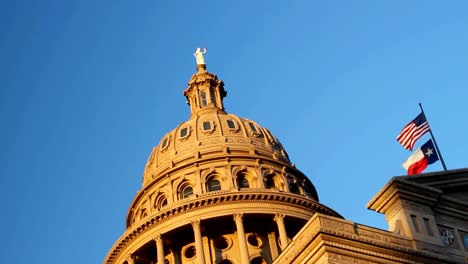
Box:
[104,57,468,264]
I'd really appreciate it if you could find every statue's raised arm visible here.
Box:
[193,48,207,65]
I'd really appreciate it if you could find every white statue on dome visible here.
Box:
[193,48,207,65]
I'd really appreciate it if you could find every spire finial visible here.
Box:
[193,48,207,65]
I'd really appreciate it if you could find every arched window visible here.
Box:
[288,177,301,195]
[161,198,168,207]
[140,208,148,219]
[237,173,250,189]
[302,185,312,197]
[207,178,221,192]
[200,91,207,106]
[154,195,168,210]
[181,185,193,199]
[265,174,276,189]
[209,87,216,106]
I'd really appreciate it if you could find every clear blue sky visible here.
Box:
[1,1,467,263]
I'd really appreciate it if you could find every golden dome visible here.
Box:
[142,65,291,186]
[104,57,341,264]
[143,112,291,186]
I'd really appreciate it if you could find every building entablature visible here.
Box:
[367,169,468,262]
[274,214,463,264]
[106,191,341,264]
[367,177,442,214]
[128,155,319,228]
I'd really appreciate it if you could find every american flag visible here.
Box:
[396,112,430,151]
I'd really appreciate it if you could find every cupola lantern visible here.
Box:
[184,48,227,117]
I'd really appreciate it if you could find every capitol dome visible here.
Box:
[105,55,341,264]
[144,111,292,182]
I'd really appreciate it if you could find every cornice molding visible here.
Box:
[128,155,317,223]
[274,214,460,264]
[105,191,340,264]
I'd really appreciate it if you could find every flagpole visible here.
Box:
[418,103,447,171]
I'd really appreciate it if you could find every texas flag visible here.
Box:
[403,139,439,175]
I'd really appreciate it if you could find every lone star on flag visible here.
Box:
[403,139,439,175]
[425,148,434,157]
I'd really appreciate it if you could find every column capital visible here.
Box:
[233,213,244,222]
[191,219,201,229]
[274,213,285,222]
[153,233,162,243]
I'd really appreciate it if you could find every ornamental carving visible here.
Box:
[233,213,244,223]
[190,219,201,229]
[274,213,285,223]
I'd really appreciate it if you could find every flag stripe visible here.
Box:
[400,124,430,150]
[407,157,429,175]
[402,139,439,175]
[396,112,430,151]
[403,149,424,169]
[406,125,430,150]
[396,123,416,142]
[398,122,429,144]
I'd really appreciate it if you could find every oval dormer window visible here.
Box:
[227,120,235,129]
[226,119,238,131]
[249,123,257,133]
[248,122,261,136]
[202,121,212,131]
[179,126,190,139]
[160,136,171,151]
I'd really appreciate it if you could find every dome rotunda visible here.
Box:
[143,112,292,186]
[105,51,341,264]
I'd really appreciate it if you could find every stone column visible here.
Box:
[268,232,279,259]
[274,213,289,250]
[202,236,212,263]
[126,256,134,264]
[191,220,206,264]
[154,234,165,264]
[233,213,250,264]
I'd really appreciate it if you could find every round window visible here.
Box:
[214,236,231,250]
[184,245,196,259]
[247,234,262,247]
